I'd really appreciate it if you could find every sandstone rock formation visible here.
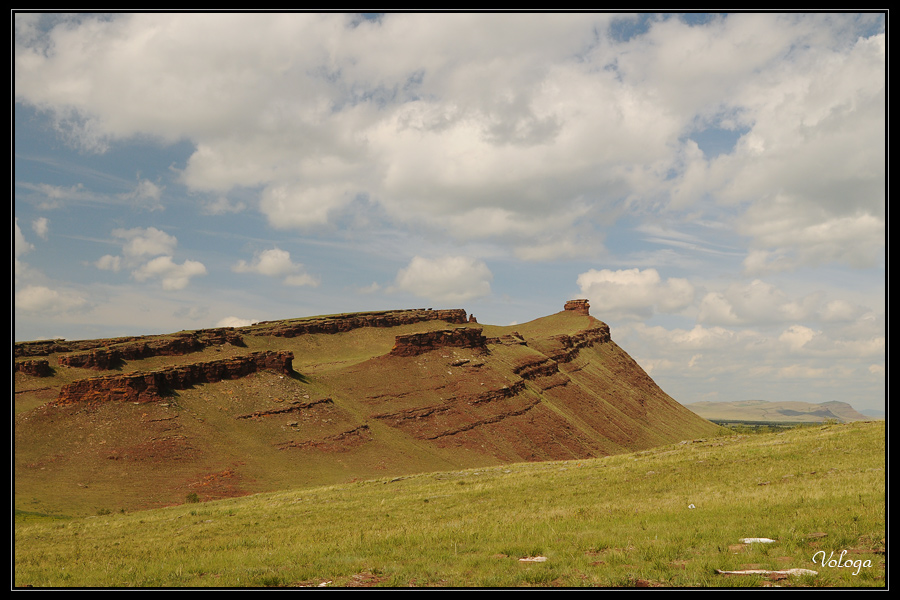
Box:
[389,327,487,357]
[246,308,468,338]
[543,326,611,363]
[16,329,245,363]
[54,351,294,405]
[14,359,52,377]
[564,299,591,316]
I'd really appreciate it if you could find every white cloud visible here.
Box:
[392,256,493,304]
[740,201,885,274]
[778,325,819,352]
[132,255,207,290]
[232,248,319,287]
[15,219,33,257]
[216,316,258,328]
[15,284,87,314]
[93,226,206,289]
[357,282,381,294]
[202,195,246,215]
[121,178,164,211]
[94,254,122,271]
[14,14,883,273]
[112,226,177,258]
[698,279,823,326]
[577,268,694,320]
[31,217,49,239]
[259,183,358,230]
[819,299,866,322]
[15,219,34,280]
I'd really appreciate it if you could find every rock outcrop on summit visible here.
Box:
[563,298,591,316]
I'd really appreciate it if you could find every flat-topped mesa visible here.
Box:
[564,299,590,316]
[54,351,294,405]
[246,308,468,338]
[390,327,487,357]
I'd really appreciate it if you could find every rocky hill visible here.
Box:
[684,399,872,423]
[14,301,724,516]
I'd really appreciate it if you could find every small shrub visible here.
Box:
[186,493,200,504]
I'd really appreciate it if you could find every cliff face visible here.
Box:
[389,327,487,357]
[14,359,52,377]
[15,328,245,359]
[563,299,590,316]
[54,351,294,405]
[246,308,468,338]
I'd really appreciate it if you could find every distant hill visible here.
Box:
[861,409,885,419]
[15,301,724,517]
[684,399,872,423]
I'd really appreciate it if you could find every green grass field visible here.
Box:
[14,420,884,588]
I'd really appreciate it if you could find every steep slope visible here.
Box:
[14,303,723,516]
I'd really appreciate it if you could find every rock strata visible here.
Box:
[247,308,468,338]
[564,299,591,316]
[389,327,487,357]
[54,351,294,405]
[544,326,611,363]
[15,328,244,359]
[55,330,247,370]
[14,359,52,377]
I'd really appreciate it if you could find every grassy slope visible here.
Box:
[15,311,722,518]
[14,421,885,588]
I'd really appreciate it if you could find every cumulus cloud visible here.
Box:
[15,14,882,266]
[15,219,33,258]
[31,217,49,239]
[15,219,35,280]
[577,268,694,320]
[94,254,122,271]
[698,279,832,326]
[778,325,820,352]
[202,195,247,215]
[121,178,164,211]
[232,248,319,287]
[132,255,207,290]
[112,226,177,258]
[259,184,359,231]
[392,256,493,304]
[15,284,87,314]
[94,226,206,290]
[216,316,258,328]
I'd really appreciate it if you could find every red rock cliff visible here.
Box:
[247,309,468,338]
[390,328,487,357]
[564,299,591,316]
[54,351,294,405]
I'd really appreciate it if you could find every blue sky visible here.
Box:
[14,13,885,413]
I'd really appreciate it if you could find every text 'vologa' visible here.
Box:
[812,550,872,575]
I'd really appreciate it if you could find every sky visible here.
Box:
[14,12,886,413]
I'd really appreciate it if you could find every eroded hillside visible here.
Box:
[14,302,724,516]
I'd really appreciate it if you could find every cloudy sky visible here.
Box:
[14,12,885,413]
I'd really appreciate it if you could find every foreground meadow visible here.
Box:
[15,421,884,588]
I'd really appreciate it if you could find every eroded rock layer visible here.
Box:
[54,351,294,405]
[390,327,487,357]
[247,308,468,338]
